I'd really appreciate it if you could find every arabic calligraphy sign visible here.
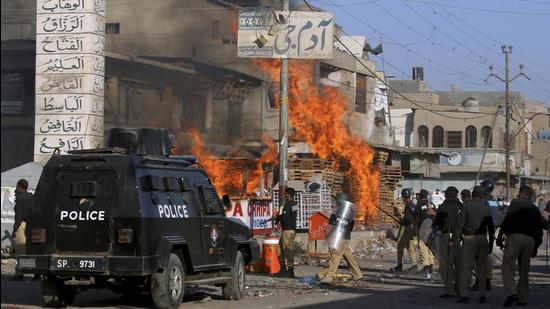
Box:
[237,10,334,59]
[35,0,105,163]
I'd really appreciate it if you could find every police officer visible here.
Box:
[471,180,498,291]
[415,189,435,275]
[319,193,363,283]
[460,189,471,203]
[390,188,418,272]
[275,187,298,278]
[498,186,544,307]
[433,186,461,298]
[12,179,33,255]
[454,186,495,304]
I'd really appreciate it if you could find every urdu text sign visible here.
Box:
[237,10,334,59]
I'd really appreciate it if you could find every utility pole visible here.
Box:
[485,45,529,202]
[278,0,290,204]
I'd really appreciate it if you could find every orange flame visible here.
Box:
[252,59,380,222]
[190,130,277,198]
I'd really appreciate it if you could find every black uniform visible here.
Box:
[280,197,298,231]
[13,190,33,233]
[402,200,417,234]
[277,194,298,277]
[455,198,495,299]
[499,197,544,304]
[433,197,461,296]
[395,200,418,268]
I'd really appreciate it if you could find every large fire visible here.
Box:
[190,130,277,198]
[189,58,380,222]
[251,59,380,222]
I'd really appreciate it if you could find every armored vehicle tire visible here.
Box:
[151,253,185,309]
[41,277,76,307]
[222,250,245,300]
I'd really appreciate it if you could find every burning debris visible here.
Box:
[253,59,380,223]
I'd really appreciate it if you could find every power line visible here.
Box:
[425,1,550,97]
[404,0,550,16]
[428,0,550,75]
[321,0,505,92]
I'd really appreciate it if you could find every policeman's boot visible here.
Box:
[390,264,403,272]
[287,267,295,278]
[275,267,289,278]
[470,278,479,291]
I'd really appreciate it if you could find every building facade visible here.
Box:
[389,70,548,198]
[1,0,392,171]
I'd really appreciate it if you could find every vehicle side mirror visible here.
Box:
[222,194,231,210]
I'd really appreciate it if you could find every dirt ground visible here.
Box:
[2,237,549,309]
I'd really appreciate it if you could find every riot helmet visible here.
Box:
[480,180,495,195]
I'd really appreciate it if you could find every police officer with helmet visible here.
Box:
[275,187,298,278]
[454,186,495,304]
[390,188,418,272]
[318,193,363,283]
[470,179,498,291]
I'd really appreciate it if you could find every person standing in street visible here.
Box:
[415,189,435,275]
[432,186,461,298]
[12,179,33,255]
[498,186,544,307]
[275,187,298,278]
[319,193,363,283]
[454,186,495,304]
[460,189,471,204]
[390,188,418,272]
[471,179,498,291]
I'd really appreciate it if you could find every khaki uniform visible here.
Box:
[397,227,417,266]
[14,221,26,255]
[279,230,296,268]
[458,235,489,297]
[439,233,458,295]
[502,233,535,303]
[418,237,435,266]
[322,239,362,281]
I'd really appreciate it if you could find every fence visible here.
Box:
[273,183,332,229]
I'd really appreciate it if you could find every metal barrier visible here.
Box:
[273,183,332,229]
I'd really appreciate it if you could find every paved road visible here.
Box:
[2,249,549,309]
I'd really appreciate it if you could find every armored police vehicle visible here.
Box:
[17,128,260,309]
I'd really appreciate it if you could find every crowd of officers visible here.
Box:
[391,181,548,306]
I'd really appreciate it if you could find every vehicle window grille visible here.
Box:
[72,181,97,197]
[202,186,223,214]
[143,175,165,191]
[164,177,180,191]
[179,177,192,191]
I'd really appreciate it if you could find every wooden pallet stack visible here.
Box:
[288,158,344,194]
[374,151,403,227]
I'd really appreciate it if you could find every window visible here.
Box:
[446,131,462,148]
[105,23,120,34]
[432,126,444,148]
[197,186,224,215]
[465,125,477,148]
[417,125,429,147]
[481,126,492,148]
[355,74,367,113]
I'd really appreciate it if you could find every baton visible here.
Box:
[374,205,402,225]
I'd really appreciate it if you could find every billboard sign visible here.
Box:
[238,10,334,59]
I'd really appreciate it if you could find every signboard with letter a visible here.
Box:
[225,199,274,235]
[238,9,334,59]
